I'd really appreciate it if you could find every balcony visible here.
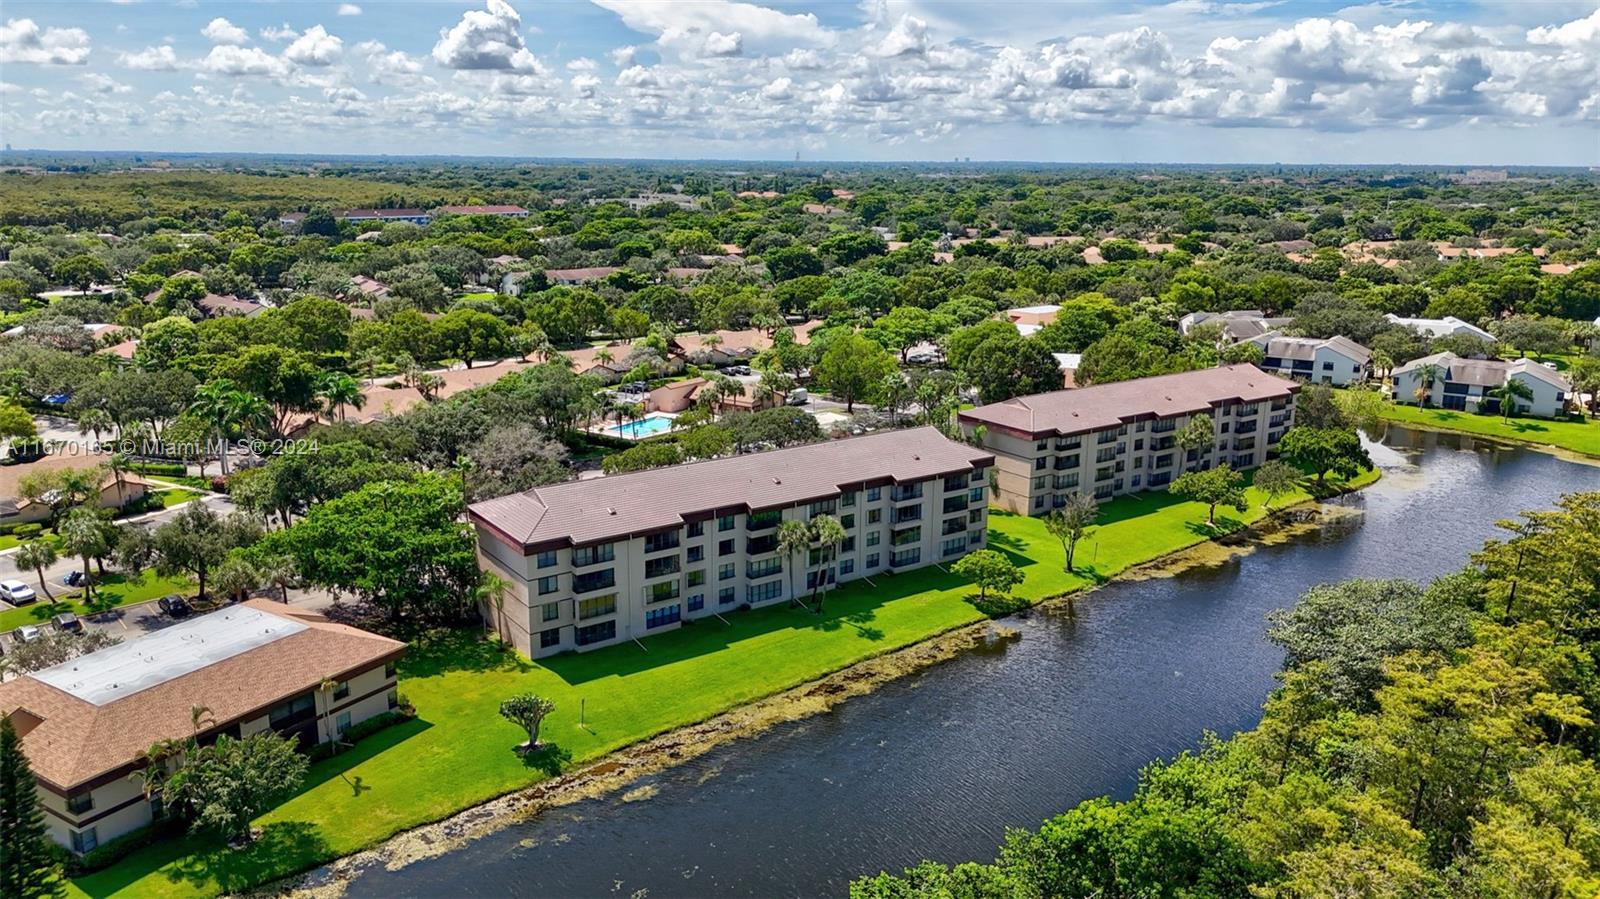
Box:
[572,569,616,595]
[746,510,783,531]
[571,544,615,569]
[643,532,680,554]
[746,534,778,555]
[942,495,967,514]
[746,558,783,579]
[890,483,924,503]
[890,525,921,547]
[643,556,680,579]
[892,506,922,525]
[941,518,965,537]
[1053,456,1079,470]
[642,582,680,605]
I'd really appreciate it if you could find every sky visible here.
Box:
[1,0,1597,165]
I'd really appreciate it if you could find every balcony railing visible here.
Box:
[572,570,616,595]
[746,510,783,531]
[642,582,680,605]
[890,483,924,503]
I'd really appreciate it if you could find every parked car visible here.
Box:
[0,579,36,605]
[157,594,193,618]
[16,625,41,643]
[61,570,87,588]
[1,441,45,464]
[52,612,81,633]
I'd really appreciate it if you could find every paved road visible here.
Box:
[0,584,338,651]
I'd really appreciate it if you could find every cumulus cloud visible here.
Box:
[432,0,542,71]
[118,44,181,70]
[285,25,343,65]
[0,17,91,65]
[261,24,299,42]
[80,72,133,94]
[872,15,928,57]
[338,3,363,16]
[201,44,290,77]
[201,16,250,46]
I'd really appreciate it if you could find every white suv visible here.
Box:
[0,579,36,605]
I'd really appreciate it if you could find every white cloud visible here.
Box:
[608,45,638,67]
[80,72,133,94]
[566,57,598,71]
[702,31,743,57]
[201,17,250,46]
[355,40,424,77]
[1527,6,1600,48]
[261,24,299,42]
[118,44,181,71]
[285,25,343,66]
[432,0,543,71]
[337,3,363,16]
[872,15,928,57]
[0,18,91,65]
[593,0,832,48]
[201,44,290,77]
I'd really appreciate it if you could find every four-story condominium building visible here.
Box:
[958,365,1298,516]
[469,427,995,659]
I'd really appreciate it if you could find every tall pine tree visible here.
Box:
[0,716,63,898]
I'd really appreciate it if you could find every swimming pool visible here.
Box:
[604,414,676,439]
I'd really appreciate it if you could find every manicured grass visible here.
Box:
[69,467,1376,899]
[0,531,58,552]
[1376,402,1600,458]
[151,489,204,509]
[0,572,194,633]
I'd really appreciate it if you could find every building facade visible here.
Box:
[958,365,1298,516]
[469,428,994,658]
[1392,352,1571,418]
[1246,333,1372,386]
[0,601,404,853]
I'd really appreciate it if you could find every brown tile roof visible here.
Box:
[197,293,264,317]
[959,364,1297,438]
[434,205,528,216]
[545,267,621,282]
[0,600,404,791]
[470,426,993,549]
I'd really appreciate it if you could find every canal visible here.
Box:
[346,428,1600,898]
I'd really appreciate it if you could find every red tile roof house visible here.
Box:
[433,205,530,218]
[646,378,781,414]
[195,293,265,318]
[0,455,151,525]
[0,600,404,853]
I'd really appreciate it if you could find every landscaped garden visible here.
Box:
[68,467,1375,899]
[1375,402,1600,458]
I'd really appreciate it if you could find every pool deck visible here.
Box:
[592,413,680,441]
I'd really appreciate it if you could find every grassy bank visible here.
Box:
[69,468,1377,899]
[1376,403,1600,458]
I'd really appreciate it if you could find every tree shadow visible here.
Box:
[1184,514,1244,538]
[519,742,573,776]
[156,821,330,894]
[401,627,535,678]
[964,592,1030,618]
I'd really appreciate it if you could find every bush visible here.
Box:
[14,523,42,539]
[305,708,414,763]
[132,462,187,477]
[66,818,185,875]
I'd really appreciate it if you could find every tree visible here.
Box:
[1175,414,1214,471]
[808,514,847,611]
[163,732,308,844]
[0,399,36,449]
[433,309,512,368]
[499,694,556,752]
[1252,460,1301,515]
[763,246,823,282]
[1488,378,1535,422]
[0,716,62,899]
[188,379,264,476]
[812,332,897,413]
[776,519,812,609]
[951,549,1024,600]
[11,541,56,602]
[316,371,365,423]
[963,335,1061,404]
[152,504,262,601]
[1278,426,1373,486]
[51,254,110,292]
[1169,465,1248,526]
[1043,494,1098,572]
[57,507,109,602]
[213,553,262,603]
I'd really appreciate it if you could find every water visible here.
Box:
[605,414,677,439]
[348,427,1599,899]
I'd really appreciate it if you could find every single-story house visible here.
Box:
[196,294,265,318]
[1052,353,1082,388]
[1393,352,1570,418]
[0,457,150,525]
[0,601,404,853]
[1243,333,1372,386]
[349,276,391,300]
[333,208,433,226]
[1384,314,1496,343]
[1178,310,1292,342]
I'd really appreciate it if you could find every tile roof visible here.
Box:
[0,600,403,790]
[1252,332,1372,363]
[470,426,993,548]
[959,364,1297,438]
[434,205,528,215]
[1394,352,1572,391]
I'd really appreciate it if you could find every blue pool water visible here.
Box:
[606,415,675,438]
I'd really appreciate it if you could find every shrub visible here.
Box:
[14,523,42,539]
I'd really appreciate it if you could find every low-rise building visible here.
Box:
[333,208,433,226]
[959,365,1298,516]
[1244,333,1371,386]
[1392,352,1571,418]
[1177,310,1291,342]
[1384,314,1497,343]
[0,601,404,853]
[468,428,994,658]
[432,205,529,218]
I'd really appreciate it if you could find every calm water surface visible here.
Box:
[349,427,1600,898]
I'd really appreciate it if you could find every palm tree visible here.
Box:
[1370,349,1394,382]
[807,514,847,612]
[213,555,261,603]
[188,379,245,475]
[317,371,366,423]
[255,553,298,603]
[1490,378,1535,422]
[594,348,614,366]
[107,452,131,503]
[879,373,910,426]
[776,519,811,608]
[476,570,511,641]
[12,540,56,601]
[57,507,108,603]
[757,370,794,406]
[1413,363,1442,407]
[76,407,115,446]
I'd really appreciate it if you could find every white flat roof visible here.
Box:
[32,606,306,706]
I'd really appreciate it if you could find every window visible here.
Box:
[537,575,559,595]
[718,538,736,557]
[747,558,782,578]
[1033,495,1046,510]
[891,548,922,567]
[577,594,617,620]
[719,562,736,581]
[841,536,855,552]
[1032,475,1047,490]
[718,587,736,605]
[807,499,837,517]
[718,514,736,532]
[891,526,921,546]
[270,693,315,730]
[687,520,704,537]
[969,487,984,504]
[536,550,558,569]
[387,689,399,709]
[866,553,880,569]
[866,531,880,547]
[942,537,966,557]
[384,661,397,679]
[842,491,856,507]
[333,681,350,701]
[71,827,98,854]
[646,605,681,629]
[867,509,882,524]
[541,601,560,622]
[839,559,854,575]
[575,620,617,646]
[336,711,352,736]
[968,509,983,525]
[687,545,704,563]
[539,628,561,649]
[687,569,706,587]
[644,556,679,579]
[687,594,704,612]
[841,514,855,529]
[748,580,782,603]
[67,793,93,815]
[644,531,680,554]
[572,569,615,594]
[747,509,783,530]
[867,487,882,502]
[572,544,614,568]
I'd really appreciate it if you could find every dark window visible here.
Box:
[645,605,681,629]
[687,594,704,611]
[269,693,316,730]
[718,539,736,556]
[333,681,350,701]
[536,550,558,569]
[539,628,560,649]
[687,521,704,537]
[687,545,704,562]
[67,793,93,815]
[575,620,617,646]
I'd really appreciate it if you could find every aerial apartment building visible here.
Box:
[468,427,994,658]
[958,365,1298,516]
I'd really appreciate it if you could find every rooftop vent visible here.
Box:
[606,507,616,515]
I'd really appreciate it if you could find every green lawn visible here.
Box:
[0,573,194,633]
[0,531,58,552]
[1376,402,1600,458]
[69,468,1376,899]
[151,489,204,509]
